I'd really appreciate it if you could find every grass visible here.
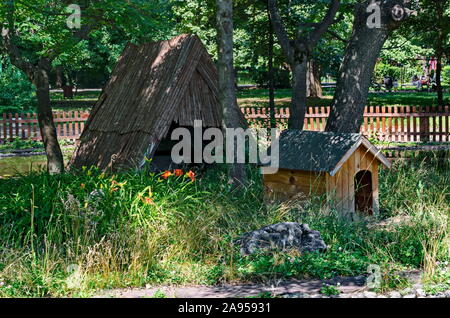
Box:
[367,92,450,107]
[236,90,449,107]
[0,154,448,297]
[51,91,100,101]
[47,89,449,111]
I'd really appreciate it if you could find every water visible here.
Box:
[0,155,47,176]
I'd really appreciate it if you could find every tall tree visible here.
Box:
[1,0,65,173]
[216,0,247,186]
[403,0,449,106]
[268,0,341,129]
[267,3,276,128]
[0,0,172,173]
[433,0,449,106]
[326,0,414,133]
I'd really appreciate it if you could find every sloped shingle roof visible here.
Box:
[265,130,390,175]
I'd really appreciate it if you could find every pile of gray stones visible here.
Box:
[235,223,449,299]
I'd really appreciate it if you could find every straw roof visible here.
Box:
[70,34,222,171]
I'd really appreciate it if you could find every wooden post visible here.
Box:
[2,113,7,143]
[420,106,430,142]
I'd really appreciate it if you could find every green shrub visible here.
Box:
[0,61,36,113]
[374,62,402,81]
[442,65,450,88]
[0,138,43,152]
[320,284,340,296]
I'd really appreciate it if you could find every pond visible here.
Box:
[0,155,47,176]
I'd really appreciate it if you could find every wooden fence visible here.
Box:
[0,106,449,143]
[0,111,90,142]
[244,105,450,142]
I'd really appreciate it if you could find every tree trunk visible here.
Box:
[326,0,412,133]
[34,68,65,174]
[436,52,443,106]
[55,66,64,88]
[290,59,308,130]
[268,0,340,130]
[267,6,276,129]
[3,1,64,174]
[435,1,445,106]
[216,0,247,187]
[307,60,323,98]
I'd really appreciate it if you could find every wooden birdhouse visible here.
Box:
[262,130,391,217]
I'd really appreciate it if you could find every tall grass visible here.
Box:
[0,153,448,297]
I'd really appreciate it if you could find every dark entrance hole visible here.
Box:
[354,170,373,215]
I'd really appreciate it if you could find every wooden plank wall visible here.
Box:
[264,169,327,200]
[326,146,379,215]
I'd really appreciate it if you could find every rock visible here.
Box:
[389,291,401,298]
[363,291,377,298]
[399,288,413,296]
[415,289,426,297]
[403,294,416,298]
[283,292,308,298]
[235,222,327,255]
[377,295,387,298]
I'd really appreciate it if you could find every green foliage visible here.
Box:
[0,0,176,102]
[374,62,403,81]
[251,67,291,89]
[443,65,450,88]
[0,60,35,113]
[0,137,43,152]
[320,284,340,296]
[152,289,167,298]
[423,261,450,295]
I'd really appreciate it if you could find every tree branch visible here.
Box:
[1,28,37,80]
[268,0,294,64]
[326,29,347,43]
[1,1,38,80]
[310,0,341,46]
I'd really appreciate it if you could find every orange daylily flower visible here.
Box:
[80,183,85,189]
[110,187,119,193]
[174,169,184,177]
[186,170,195,182]
[111,180,126,187]
[142,197,154,205]
[161,171,172,179]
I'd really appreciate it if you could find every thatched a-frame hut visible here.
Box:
[70,34,222,171]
